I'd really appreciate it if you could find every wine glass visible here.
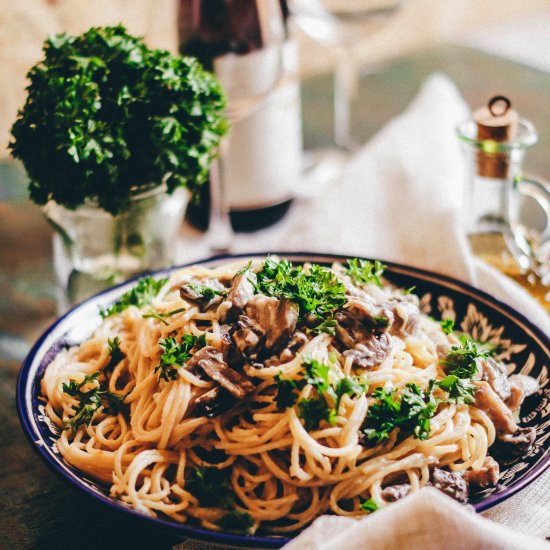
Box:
[289,0,404,185]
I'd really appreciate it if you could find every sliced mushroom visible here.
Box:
[473,381,516,435]
[505,374,539,412]
[380,484,411,502]
[231,316,265,358]
[431,467,469,503]
[194,386,236,418]
[473,381,536,454]
[387,298,420,337]
[337,298,394,335]
[342,332,391,370]
[478,356,511,401]
[244,295,299,351]
[464,456,499,487]
[219,330,244,369]
[217,270,257,322]
[276,331,309,365]
[180,277,226,308]
[187,346,254,399]
[334,298,393,369]
[499,426,537,456]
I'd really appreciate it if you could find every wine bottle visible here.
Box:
[179,0,302,232]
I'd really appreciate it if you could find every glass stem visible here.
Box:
[208,138,233,253]
[333,45,359,152]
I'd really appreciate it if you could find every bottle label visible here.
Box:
[214,40,302,210]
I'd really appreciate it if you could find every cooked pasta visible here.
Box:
[40,256,538,535]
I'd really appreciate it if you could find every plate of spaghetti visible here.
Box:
[17,253,550,548]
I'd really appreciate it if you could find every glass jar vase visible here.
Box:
[42,185,189,307]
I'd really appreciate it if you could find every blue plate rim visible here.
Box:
[16,251,550,547]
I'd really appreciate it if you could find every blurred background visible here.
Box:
[2,0,550,156]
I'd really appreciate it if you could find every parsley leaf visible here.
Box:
[217,511,254,534]
[361,383,438,445]
[346,258,386,287]
[359,497,379,513]
[438,375,476,404]
[335,375,368,409]
[100,276,168,318]
[62,371,99,396]
[142,307,186,325]
[372,315,391,329]
[155,334,207,381]
[274,374,304,410]
[185,467,234,508]
[303,357,332,393]
[186,283,224,300]
[310,317,338,336]
[440,318,455,334]
[276,357,368,431]
[186,467,254,533]
[440,336,490,379]
[298,396,337,430]
[62,372,128,430]
[105,337,125,373]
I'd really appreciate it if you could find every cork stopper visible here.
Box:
[474,95,518,178]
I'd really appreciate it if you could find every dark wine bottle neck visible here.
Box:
[178,0,267,68]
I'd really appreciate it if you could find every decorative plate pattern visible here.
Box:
[17,252,550,548]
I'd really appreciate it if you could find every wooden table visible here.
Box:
[1,44,549,549]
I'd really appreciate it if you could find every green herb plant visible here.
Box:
[10,25,227,215]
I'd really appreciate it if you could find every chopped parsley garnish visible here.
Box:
[155,334,207,381]
[185,467,253,532]
[99,276,168,318]
[142,307,187,325]
[440,335,490,379]
[310,317,338,336]
[372,315,391,329]
[62,372,100,396]
[361,383,438,445]
[105,337,125,373]
[334,376,368,409]
[185,467,234,508]
[275,357,368,431]
[217,511,254,534]
[274,374,304,409]
[187,283,225,300]
[62,371,128,430]
[403,286,416,295]
[440,318,455,334]
[255,257,347,329]
[298,396,337,431]
[359,497,379,513]
[346,258,386,287]
[438,375,476,404]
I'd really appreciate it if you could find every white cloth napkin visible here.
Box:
[283,487,548,550]
[175,73,550,550]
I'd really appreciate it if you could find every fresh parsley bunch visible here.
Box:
[10,25,227,215]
